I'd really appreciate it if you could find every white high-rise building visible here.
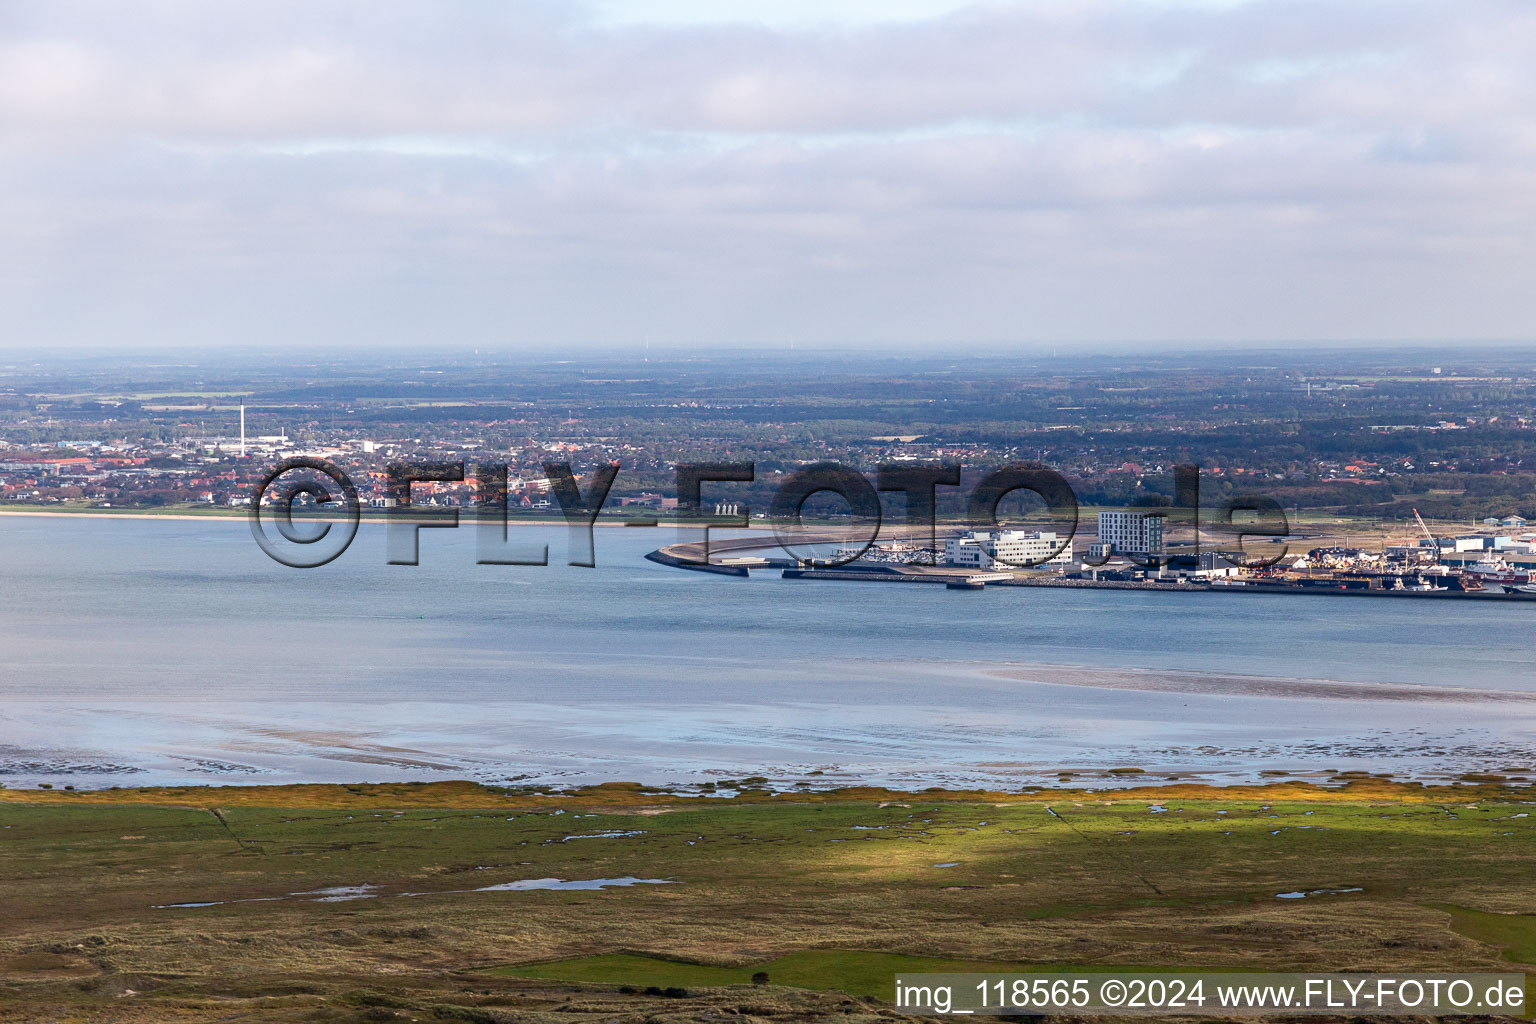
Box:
[1096,510,1165,555]
[944,530,1073,570]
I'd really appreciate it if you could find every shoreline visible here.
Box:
[4,655,1530,793]
[0,507,707,527]
[0,775,1527,808]
[0,508,266,523]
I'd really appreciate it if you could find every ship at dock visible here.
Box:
[1462,556,1532,586]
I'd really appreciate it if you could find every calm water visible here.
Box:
[1,514,1534,788]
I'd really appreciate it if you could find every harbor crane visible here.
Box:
[1412,508,1442,561]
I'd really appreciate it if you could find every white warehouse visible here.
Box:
[944,530,1073,570]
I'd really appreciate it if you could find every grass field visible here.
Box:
[499,951,1064,998]
[1,779,1533,1021]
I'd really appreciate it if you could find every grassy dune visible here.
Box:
[0,780,1533,1021]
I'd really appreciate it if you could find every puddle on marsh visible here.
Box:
[471,877,673,892]
[1275,887,1363,899]
[299,884,381,902]
[154,878,673,910]
[153,885,381,909]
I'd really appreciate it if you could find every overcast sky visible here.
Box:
[2,0,1534,352]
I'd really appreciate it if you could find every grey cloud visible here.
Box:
[1,0,1533,348]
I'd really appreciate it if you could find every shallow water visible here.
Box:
[472,877,673,892]
[1275,887,1363,899]
[2,516,1535,788]
[152,877,673,908]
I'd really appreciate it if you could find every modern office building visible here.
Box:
[1096,509,1165,555]
[944,530,1073,570]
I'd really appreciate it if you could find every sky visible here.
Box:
[1,0,1534,352]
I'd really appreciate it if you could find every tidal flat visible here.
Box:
[9,516,1536,793]
[2,779,1535,1022]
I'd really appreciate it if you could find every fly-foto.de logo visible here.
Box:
[248,458,1289,571]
